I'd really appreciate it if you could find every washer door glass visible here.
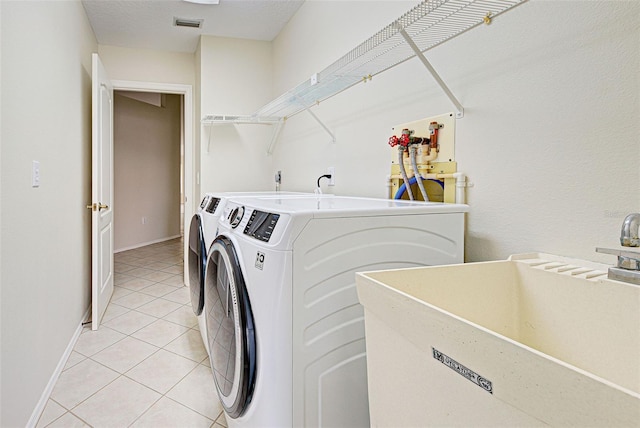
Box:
[188,214,206,315]
[205,235,256,419]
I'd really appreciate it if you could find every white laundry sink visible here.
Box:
[356,253,640,427]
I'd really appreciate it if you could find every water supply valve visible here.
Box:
[388,129,414,149]
[388,133,409,148]
[429,121,443,153]
[388,113,457,203]
[399,129,412,147]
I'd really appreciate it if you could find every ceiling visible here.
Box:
[81,0,306,53]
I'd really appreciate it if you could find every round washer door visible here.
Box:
[205,235,256,419]
[188,214,206,315]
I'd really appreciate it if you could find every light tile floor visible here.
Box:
[38,238,227,428]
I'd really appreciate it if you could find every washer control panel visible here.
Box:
[243,210,280,242]
[199,195,209,209]
[205,197,221,214]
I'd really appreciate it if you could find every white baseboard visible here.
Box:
[26,307,91,428]
[114,234,182,253]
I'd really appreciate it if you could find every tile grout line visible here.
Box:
[46,238,221,427]
[79,326,209,417]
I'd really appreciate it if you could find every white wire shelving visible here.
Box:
[201,115,281,125]
[202,0,528,152]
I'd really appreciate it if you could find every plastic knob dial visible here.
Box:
[229,206,245,229]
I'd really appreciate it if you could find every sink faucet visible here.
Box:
[595,213,640,285]
[620,213,640,247]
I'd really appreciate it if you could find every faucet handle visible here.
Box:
[596,247,640,258]
[619,257,640,270]
[596,247,640,270]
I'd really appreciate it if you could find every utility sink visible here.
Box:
[356,253,640,427]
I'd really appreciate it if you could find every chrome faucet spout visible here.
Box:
[620,213,640,247]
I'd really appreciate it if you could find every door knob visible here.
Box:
[86,203,109,211]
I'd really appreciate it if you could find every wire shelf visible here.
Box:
[202,0,527,135]
[201,114,282,124]
[253,0,526,119]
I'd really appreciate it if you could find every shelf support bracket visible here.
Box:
[399,29,464,118]
[305,107,336,143]
[206,122,213,153]
[293,94,336,143]
[266,119,286,155]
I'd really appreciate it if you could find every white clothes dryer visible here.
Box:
[188,191,318,356]
[204,195,468,427]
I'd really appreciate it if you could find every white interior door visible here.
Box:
[90,53,114,330]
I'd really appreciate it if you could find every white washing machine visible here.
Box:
[188,191,318,356]
[204,195,468,427]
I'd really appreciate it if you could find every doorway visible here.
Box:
[111,81,194,285]
[113,91,183,251]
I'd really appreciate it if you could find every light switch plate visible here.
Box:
[32,161,40,187]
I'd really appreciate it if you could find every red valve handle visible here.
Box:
[389,129,419,148]
[398,133,410,147]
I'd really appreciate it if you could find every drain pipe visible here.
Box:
[454,172,466,204]
[409,145,429,201]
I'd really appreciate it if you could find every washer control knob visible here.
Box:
[229,206,245,229]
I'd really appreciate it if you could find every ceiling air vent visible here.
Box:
[173,17,203,29]
[183,0,219,4]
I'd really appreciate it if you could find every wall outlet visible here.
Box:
[328,167,335,186]
[310,73,319,86]
[141,217,147,225]
[275,170,282,184]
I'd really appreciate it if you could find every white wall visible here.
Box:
[0,1,3,422]
[98,45,195,86]
[0,2,4,420]
[198,36,275,194]
[0,1,97,426]
[271,0,640,263]
[114,93,182,251]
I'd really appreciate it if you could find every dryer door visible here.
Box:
[205,235,256,419]
[188,214,206,315]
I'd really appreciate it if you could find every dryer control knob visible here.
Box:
[229,206,245,229]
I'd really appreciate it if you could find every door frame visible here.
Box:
[111,80,195,285]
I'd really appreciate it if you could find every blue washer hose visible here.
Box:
[394,177,444,200]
